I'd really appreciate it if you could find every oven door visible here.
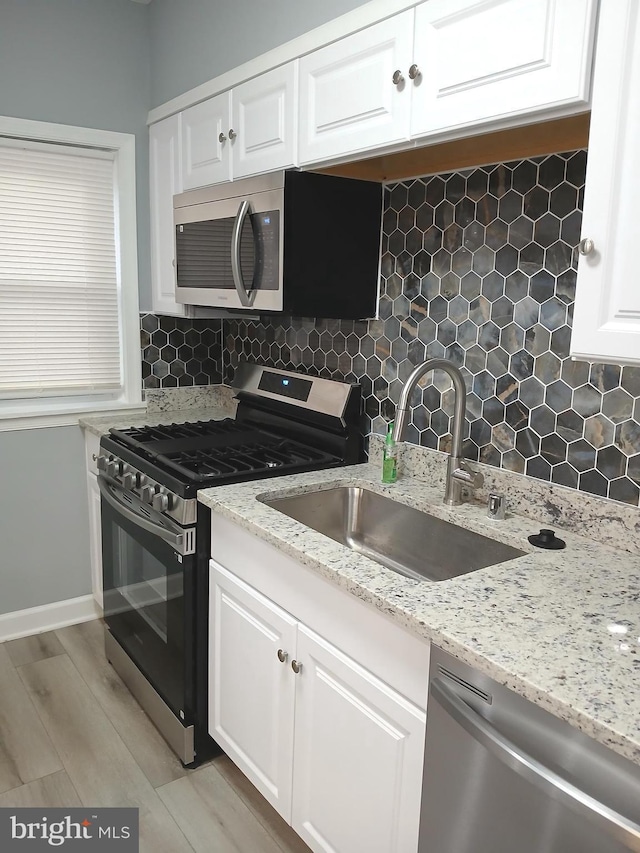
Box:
[99,476,195,723]
[174,189,283,312]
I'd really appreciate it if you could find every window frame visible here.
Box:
[0,116,143,432]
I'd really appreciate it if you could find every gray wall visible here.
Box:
[0,428,91,614]
[0,0,151,616]
[0,0,152,309]
[149,0,372,108]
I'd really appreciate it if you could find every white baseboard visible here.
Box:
[0,594,102,643]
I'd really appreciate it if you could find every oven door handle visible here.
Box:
[231,199,256,307]
[98,476,190,555]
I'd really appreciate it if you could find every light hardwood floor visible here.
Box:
[0,619,311,853]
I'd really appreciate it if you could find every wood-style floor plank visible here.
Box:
[5,631,65,667]
[18,654,194,853]
[0,644,62,794]
[214,755,311,853]
[55,620,188,788]
[0,770,81,808]
[157,763,286,853]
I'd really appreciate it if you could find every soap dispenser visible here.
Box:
[382,421,398,484]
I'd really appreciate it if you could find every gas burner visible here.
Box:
[159,436,337,484]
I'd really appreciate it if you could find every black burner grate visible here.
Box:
[108,419,341,485]
[160,437,337,483]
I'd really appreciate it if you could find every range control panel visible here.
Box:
[96,454,196,526]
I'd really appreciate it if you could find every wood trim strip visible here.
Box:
[318,114,591,182]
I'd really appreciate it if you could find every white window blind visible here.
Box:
[0,140,122,399]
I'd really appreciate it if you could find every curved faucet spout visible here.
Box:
[391,358,482,506]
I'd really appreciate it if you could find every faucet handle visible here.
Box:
[452,459,484,490]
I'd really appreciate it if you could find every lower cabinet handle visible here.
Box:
[277,649,288,663]
[291,660,302,674]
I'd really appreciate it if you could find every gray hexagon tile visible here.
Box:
[139,149,640,508]
[140,313,223,389]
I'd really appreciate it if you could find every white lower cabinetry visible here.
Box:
[210,564,297,820]
[209,513,428,853]
[291,625,426,853]
[83,430,103,610]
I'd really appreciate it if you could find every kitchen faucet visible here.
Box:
[392,359,483,506]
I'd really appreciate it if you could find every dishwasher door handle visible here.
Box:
[431,676,640,851]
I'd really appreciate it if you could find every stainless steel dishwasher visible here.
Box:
[419,646,640,853]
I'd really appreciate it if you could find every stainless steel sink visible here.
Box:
[262,486,525,582]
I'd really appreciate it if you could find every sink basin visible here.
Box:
[262,486,525,582]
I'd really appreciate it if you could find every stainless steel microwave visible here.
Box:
[173,170,382,319]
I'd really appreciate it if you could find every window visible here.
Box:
[0,117,141,429]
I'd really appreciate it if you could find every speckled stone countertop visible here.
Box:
[79,385,237,437]
[198,457,640,767]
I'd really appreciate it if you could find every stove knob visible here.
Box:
[152,492,170,512]
[141,485,155,503]
[123,473,138,490]
[106,459,123,478]
[96,455,108,472]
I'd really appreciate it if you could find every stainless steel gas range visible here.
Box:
[97,363,363,767]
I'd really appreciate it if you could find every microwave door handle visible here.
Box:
[231,199,256,307]
[98,476,186,554]
[431,676,640,850]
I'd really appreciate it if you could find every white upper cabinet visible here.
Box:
[411,0,597,138]
[181,92,231,189]
[298,0,596,166]
[298,12,414,165]
[180,63,298,189]
[149,114,185,316]
[571,0,640,365]
[231,63,298,179]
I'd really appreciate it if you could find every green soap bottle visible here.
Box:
[382,421,398,484]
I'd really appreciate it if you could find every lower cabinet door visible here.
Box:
[86,473,103,610]
[291,625,426,853]
[209,563,297,820]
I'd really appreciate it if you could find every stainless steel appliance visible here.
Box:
[99,363,363,766]
[419,645,640,852]
[173,170,382,318]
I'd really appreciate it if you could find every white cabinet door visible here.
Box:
[181,92,232,189]
[411,0,596,138]
[571,0,640,365]
[298,12,414,165]
[209,563,297,821]
[232,62,298,179]
[86,473,103,611]
[84,431,103,611]
[149,114,185,316]
[291,625,425,853]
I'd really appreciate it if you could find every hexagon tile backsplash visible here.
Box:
[143,149,640,507]
[140,313,222,388]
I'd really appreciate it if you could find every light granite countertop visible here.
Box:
[79,385,237,437]
[198,459,640,767]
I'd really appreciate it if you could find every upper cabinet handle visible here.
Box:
[228,128,237,141]
[218,132,227,144]
[578,238,595,256]
[392,69,404,86]
[408,64,421,81]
